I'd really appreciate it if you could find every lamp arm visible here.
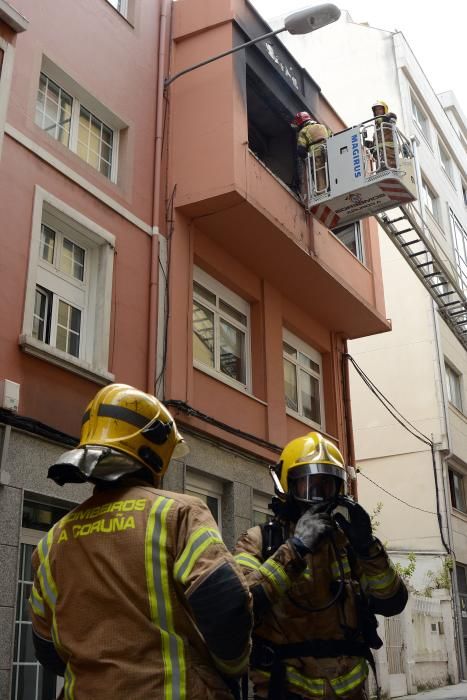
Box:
[165,26,286,87]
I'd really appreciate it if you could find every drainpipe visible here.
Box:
[412,136,467,679]
[147,0,171,393]
[0,424,11,486]
[342,342,357,499]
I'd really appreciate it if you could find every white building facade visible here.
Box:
[274,10,467,689]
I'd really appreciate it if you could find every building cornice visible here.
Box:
[0,0,28,33]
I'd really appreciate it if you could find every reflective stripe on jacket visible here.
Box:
[297,123,332,154]
[29,482,252,700]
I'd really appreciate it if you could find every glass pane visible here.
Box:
[78,106,113,178]
[283,341,297,359]
[57,300,69,327]
[220,319,245,383]
[193,282,216,306]
[298,352,320,374]
[60,239,85,281]
[16,664,38,700]
[68,330,80,358]
[206,495,219,523]
[219,299,247,326]
[21,583,32,620]
[193,301,214,368]
[36,74,72,148]
[253,510,269,526]
[284,358,298,412]
[70,307,81,333]
[300,370,321,424]
[22,502,69,531]
[40,225,55,264]
[33,290,47,341]
[19,623,36,663]
[55,325,67,352]
[39,664,59,700]
[333,223,358,257]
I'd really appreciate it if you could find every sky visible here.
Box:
[250,0,466,117]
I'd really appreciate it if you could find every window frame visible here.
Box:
[12,499,72,700]
[252,491,273,526]
[445,361,463,412]
[438,138,455,186]
[448,468,467,514]
[282,328,325,430]
[421,177,440,225]
[20,187,115,384]
[450,209,467,295]
[411,93,431,144]
[185,469,223,530]
[192,266,252,393]
[35,68,120,183]
[331,221,365,263]
[0,35,15,159]
[106,0,128,16]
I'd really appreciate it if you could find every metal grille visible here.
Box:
[385,615,405,674]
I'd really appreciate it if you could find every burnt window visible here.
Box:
[246,67,298,193]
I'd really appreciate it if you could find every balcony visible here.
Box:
[170,0,389,338]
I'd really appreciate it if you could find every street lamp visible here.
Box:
[164,3,341,87]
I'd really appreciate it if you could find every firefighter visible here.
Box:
[371,100,398,170]
[234,431,408,700]
[291,111,332,199]
[28,384,252,700]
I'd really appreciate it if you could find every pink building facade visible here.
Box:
[0,1,388,697]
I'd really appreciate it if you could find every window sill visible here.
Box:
[193,362,267,405]
[286,406,323,432]
[447,400,466,420]
[19,335,114,385]
[451,506,467,522]
[103,1,134,27]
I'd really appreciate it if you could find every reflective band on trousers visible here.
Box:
[254,658,368,698]
[174,527,223,585]
[145,496,186,700]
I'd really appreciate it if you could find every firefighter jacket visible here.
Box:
[234,522,407,700]
[29,480,253,700]
[297,122,332,157]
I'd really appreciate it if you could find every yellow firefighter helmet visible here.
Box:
[274,431,346,505]
[372,100,389,114]
[48,384,188,485]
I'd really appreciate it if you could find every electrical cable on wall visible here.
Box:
[345,353,450,553]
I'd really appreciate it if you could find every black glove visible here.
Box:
[334,501,375,555]
[291,506,333,555]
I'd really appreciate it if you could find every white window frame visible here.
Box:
[283,328,325,430]
[106,0,128,16]
[449,468,467,514]
[0,35,15,159]
[20,186,115,384]
[35,58,124,183]
[438,139,455,186]
[13,499,72,700]
[462,181,467,208]
[252,491,273,526]
[185,469,223,530]
[421,177,440,225]
[445,361,463,412]
[450,209,467,294]
[331,221,365,263]
[411,93,431,144]
[192,266,252,392]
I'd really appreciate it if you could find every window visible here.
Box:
[421,178,440,224]
[332,221,364,263]
[193,267,251,389]
[451,209,467,294]
[283,329,324,428]
[411,95,430,142]
[445,362,462,411]
[439,140,454,184]
[106,0,128,16]
[35,72,116,180]
[12,499,70,700]
[253,492,273,526]
[21,187,115,383]
[449,469,467,513]
[462,182,467,208]
[185,470,222,528]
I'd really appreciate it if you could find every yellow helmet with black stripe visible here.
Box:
[48,384,188,485]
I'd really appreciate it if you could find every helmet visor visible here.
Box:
[288,463,345,504]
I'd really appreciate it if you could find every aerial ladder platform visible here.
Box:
[304,118,467,350]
